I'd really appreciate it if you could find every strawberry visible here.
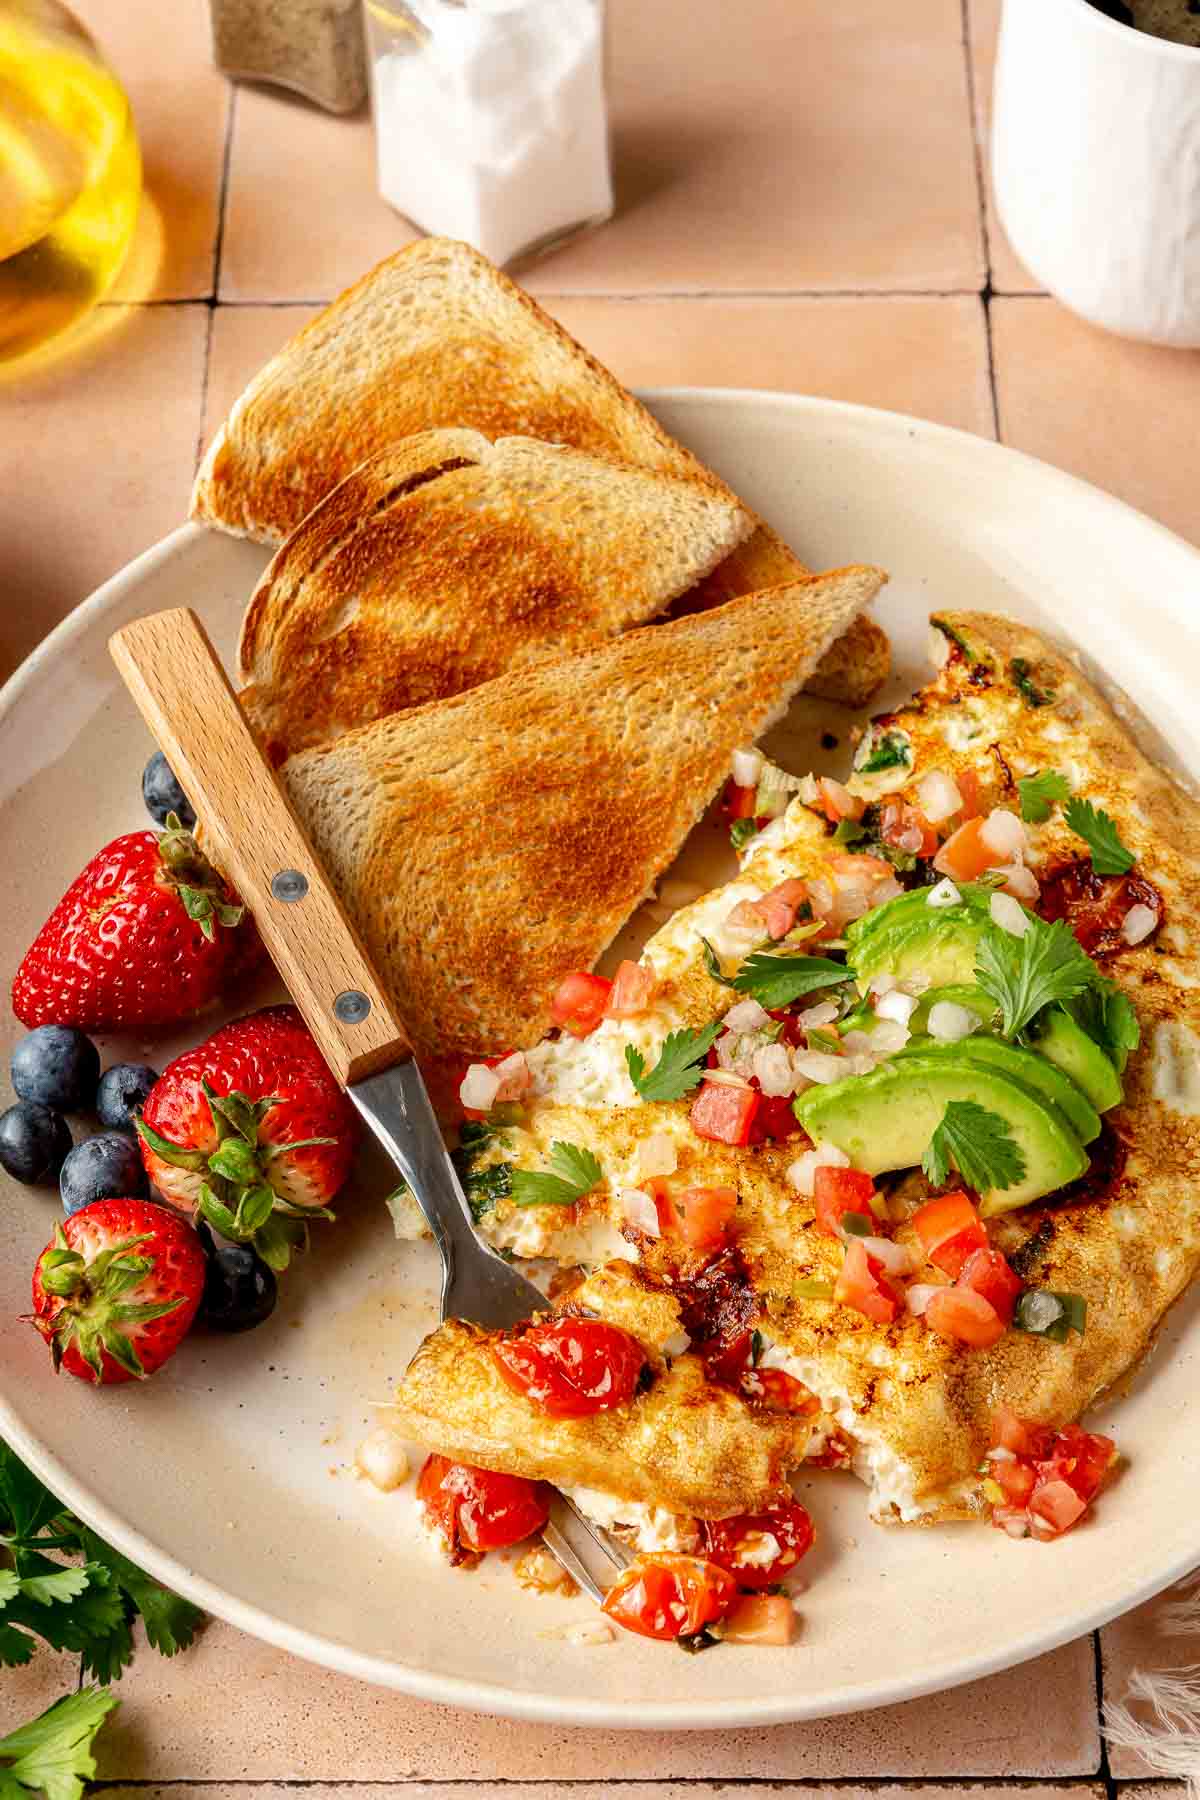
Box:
[136,1005,359,1270]
[31,1198,205,1383]
[12,814,258,1032]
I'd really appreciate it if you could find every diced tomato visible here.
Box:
[723,780,758,821]
[703,1327,754,1386]
[911,1191,988,1276]
[758,878,810,940]
[992,1455,1037,1506]
[880,798,939,859]
[933,815,1002,881]
[703,1498,815,1589]
[739,1367,822,1417]
[834,1237,900,1324]
[957,768,983,819]
[818,777,865,823]
[827,851,895,880]
[601,1554,738,1641]
[417,1455,550,1558]
[1029,1479,1088,1536]
[986,1418,1117,1540]
[991,1405,1047,1458]
[748,1092,804,1143]
[492,1317,645,1417]
[718,1591,797,1645]
[956,1247,1022,1324]
[604,959,657,1019]
[924,1286,1006,1348]
[690,1082,760,1148]
[661,1184,738,1251]
[1041,1423,1118,1503]
[813,1166,878,1239]
[550,970,613,1038]
[770,1008,808,1048]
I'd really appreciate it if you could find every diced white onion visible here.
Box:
[871,877,905,906]
[355,1427,410,1492]
[732,746,763,788]
[621,1187,662,1236]
[846,1053,878,1076]
[867,1018,911,1057]
[917,769,963,823]
[905,1283,941,1318]
[1122,903,1158,946]
[753,1042,798,1097]
[858,1236,913,1276]
[869,973,897,996]
[702,1068,753,1088]
[723,901,766,942]
[663,1328,692,1358]
[807,877,834,917]
[459,1062,501,1111]
[1018,1289,1063,1333]
[636,1132,678,1180]
[998,862,1040,903]
[787,1140,849,1196]
[491,1050,532,1100]
[989,891,1030,937]
[875,989,918,1026]
[926,877,961,909]
[725,996,771,1033]
[792,1051,847,1085]
[797,773,821,806]
[928,1001,979,1043]
[928,624,951,669]
[840,1030,874,1055]
[799,999,839,1029]
[981,807,1027,860]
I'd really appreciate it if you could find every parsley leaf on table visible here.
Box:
[0,1687,118,1800]
[1064,797,1136,876]
[1017,769,1070,824]
[922,1100,1028,1194]
[510,1142,603,1208]
[625,1022,722,1103]
[975,914,1096,1039]
[731,952,848,1010]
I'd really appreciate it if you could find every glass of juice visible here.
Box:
[0,0,141,364]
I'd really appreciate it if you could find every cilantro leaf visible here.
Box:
[0,1687,117,1800]
[0,1446,61,1543]
[13,1567,90,1609]
[1064,797,1136,876]
[1010,656,1055,709]
[975,915,1096,1039]
[729,818,759,852]
[1062,978,1140,1072]
[77,1530,201,1659]
[856,728,912,775]
[922,1100,1027,1194]
[731,952,848,1010]
[625,1023,722,1103]
[510,1141,603,1209]
[1017,769,1070,824]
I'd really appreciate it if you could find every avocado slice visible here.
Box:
[850,909,987,994]
[898,1037,1102,1145]
[1026,1007,1122,1113]
[795,1056,1088,1213]
[846,882,991,957]
[908,983,995,1037]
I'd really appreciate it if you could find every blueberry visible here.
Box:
[1084,0,1134,22]
[0,1102,72,1185]
[96,1063,159,1132]
[197,1226,277,1332]
[142,750,195,830]
[11,1026,100,1113]
[60,1132,147,1215]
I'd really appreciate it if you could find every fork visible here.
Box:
[109,606,630,1603]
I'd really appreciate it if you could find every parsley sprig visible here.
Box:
[626,1022,722,1103]
[0,1686,118,1800]
[922,1100,1027,1193]
[975,913,1096,1040]
[730,951,848,1010]
[1064,797,1136,876]
[510,1142,603,1208]
[1017,769,1070,824]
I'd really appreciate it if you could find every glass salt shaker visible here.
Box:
[362,0,613,269]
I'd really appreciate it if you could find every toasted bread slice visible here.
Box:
[237,428,754,763]
[191,237,888,706]
[280,564,885,1058]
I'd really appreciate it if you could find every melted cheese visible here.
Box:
[1151,1020,1200,1116]
[566,1485,700,1553]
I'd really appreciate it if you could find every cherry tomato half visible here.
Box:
[703,1498,815,1589]
[417,1455,550,1557]
[491,1316,645,1417]
[601,1553,738,1640]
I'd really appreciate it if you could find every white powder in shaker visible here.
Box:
[371,0,613,268]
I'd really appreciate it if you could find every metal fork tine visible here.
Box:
[543,1494,633,1605]
[555,1493,634,1571]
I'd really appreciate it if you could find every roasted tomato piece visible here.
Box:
[911,1191,987,1276]
[417,1455,550,1558]
[834,1237,899,1324]
[956,1247,1022,1323]
[722,779,758,822]
[924,1286,1006,1348]
[689,1081,760,1147]
[550,970,612,1038]
[813,1165,877,1239]
[604,960,657,1019]
[703,1497,815,1588]
[601,1553,738,1640]
[492,1317,645,1417]
[933,816,1001,882]
[739,1367,821,1416]
[703,1326,754,1387]
[1038,856,1161,957]
[1041,1423,1118,1503]
[661,1184,738,1250]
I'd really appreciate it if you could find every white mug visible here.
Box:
[992,0,1200,346]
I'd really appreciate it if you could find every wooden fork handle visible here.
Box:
[109,606,413,1087]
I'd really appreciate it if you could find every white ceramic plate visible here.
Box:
[3,390,1200,1729]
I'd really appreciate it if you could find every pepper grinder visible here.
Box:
[209,0,368,114]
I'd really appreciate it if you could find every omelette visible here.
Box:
[392,610,1200,1566]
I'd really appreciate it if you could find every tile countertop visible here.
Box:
[2,0,1199,1792]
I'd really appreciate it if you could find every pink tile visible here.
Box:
[94,1617,1098,1781]
[1,1649,81,1739]
[90,1788,1106,1799]
[966,0,1041,294]
[203,305,320,447]
[220,0,985,301]
[74,0,230,299]
[0,305,208,677]
[992,297,1200,548]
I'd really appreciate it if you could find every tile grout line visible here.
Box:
[959,0,1000,442]
[83,1779,1118,1793]
[1093,1628,1119,1800]
[194,84,239,470]
[97,287,1048,311]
